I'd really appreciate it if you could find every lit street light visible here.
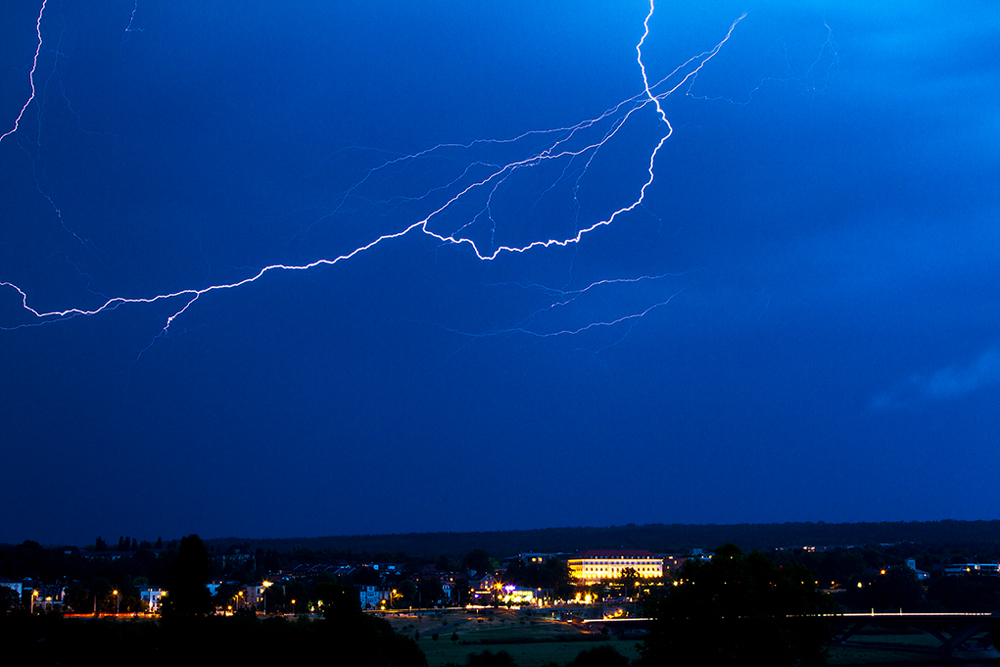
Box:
[262,581,272,614]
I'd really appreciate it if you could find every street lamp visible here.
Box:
[113,589,120,615]
[261,580,272,614]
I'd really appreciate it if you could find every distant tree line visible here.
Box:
[202,519,1000,559]
[91,536,166,552]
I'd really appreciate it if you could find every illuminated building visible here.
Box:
[567,550,663,584]
[499,585,536,605]
[356,585,391,609]
[943,562,1000,577]
[139,587,165,612]
[470,573,499,605]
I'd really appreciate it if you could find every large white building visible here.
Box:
[139,587,165,612]
[356,585,391,609]
[567,550,663,584]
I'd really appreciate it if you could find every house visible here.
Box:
[662,554,687,577]
[0,578,23,597]
[470,573,499,605]
[356,584,391,610]
[943,562,1000,577]
[905,559,930,581]
[139,587,165,612]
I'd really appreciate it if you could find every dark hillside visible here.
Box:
[204,519,1000,559]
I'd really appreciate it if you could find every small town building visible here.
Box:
[567,550,663,584]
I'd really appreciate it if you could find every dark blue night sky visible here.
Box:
[2,1,998,546]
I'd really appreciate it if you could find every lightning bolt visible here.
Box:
[435,276,686,348]
[1,2,818,351]
[0,1,48,146]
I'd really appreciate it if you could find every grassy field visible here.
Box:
[383,609,998,667]
[826,626,996,666]
[383,608,641,667]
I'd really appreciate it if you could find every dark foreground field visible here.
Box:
[3,609,995,667]
[384,608,641,667]
[387,609,999,667]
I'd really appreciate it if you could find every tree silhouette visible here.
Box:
[640,544,836,667]
[313,581,358,621]
[311,581,426,666]
[568,645,630,667]
[161,534,213,619]
[619,566,640,598]
[847,566,923,611]
[462,549,494,574]
[465,650,515,667]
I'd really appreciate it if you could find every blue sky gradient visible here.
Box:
[2,1,998,545]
